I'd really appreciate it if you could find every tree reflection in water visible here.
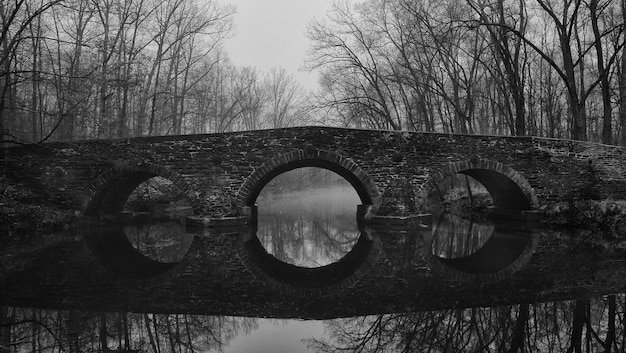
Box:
[123,221,194,263]
[306,295,625,353]
[431,213,495,259]
[256,185,360,268]
[0,307,257,353]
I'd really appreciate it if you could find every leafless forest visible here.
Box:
[3,296,626,353]
[1,0,626,144]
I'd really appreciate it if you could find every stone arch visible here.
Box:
[420,158,539,210]
[235,148,381,210]
[85,162,194,216]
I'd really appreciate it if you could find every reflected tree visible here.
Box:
[430,213,495,259]
[306,295,626,353]
[257,208,359,268]
[0,307,257,353]
[256,168,361,267]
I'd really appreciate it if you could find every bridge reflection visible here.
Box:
[1,212,623,320]
[422,213,538,283]
[83,220,193,280]
[239,224,381,295]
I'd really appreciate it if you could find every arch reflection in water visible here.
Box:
[423,213,538,282]
[240,225,381,295]
[243,170,381,294]
[430,215,495,260]
[83,220,194,279]
[256,187,361,268]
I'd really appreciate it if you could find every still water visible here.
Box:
[2,186,626,352]
[256,185,360,268]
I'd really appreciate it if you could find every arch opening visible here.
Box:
[460,169,530,210]
[422,161,536,218]
[420,160,538,282]
[422,173,493,217]
[244,159,374,208]
[88,171,156,215]
[87,168,193,219]
[255,167,361,268]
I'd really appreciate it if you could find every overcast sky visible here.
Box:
[219,0,342,91]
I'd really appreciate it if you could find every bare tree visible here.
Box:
[589,0,615,144]
[0,0,62,143]
[50,0,96,141]
[469,0,530,136]
[472,0,624,141]
[306,1,404,130]
[307,0,493,134]
[619,0,626,145]
[113,0,153,138]
[263,67,310,128]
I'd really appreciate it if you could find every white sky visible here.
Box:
[219,0,341,91]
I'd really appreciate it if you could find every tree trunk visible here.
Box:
[590,0,612,144]
[561,31,586,141]
[570,100,587,141]
[0,14,11,142]
[0,0,11,142]
[508,304,529,353]
[0,307,13,353]
[122,313,130,351]
[99,314,108,352]
[568,299,588,353]
[144,314,160,353]
[99,3,111,138]
[604,295,616,353]
[620,0,626,146]
[30,19,41,142]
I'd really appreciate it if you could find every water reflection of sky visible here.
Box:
[256,186,361,267]
[226,319,324,353]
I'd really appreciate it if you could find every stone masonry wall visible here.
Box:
[2,127,626,219]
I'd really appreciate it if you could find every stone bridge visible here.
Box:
[3,126,626,224]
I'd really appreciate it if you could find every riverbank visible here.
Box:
[542,199,626,235]
[442,193,626,234]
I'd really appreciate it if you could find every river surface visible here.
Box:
[2,187,626,352]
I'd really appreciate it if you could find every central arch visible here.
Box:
[235,148,380,211]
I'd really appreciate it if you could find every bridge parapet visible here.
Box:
[2,127,626,224]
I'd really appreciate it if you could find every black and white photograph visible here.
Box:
[3,0,626,352]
